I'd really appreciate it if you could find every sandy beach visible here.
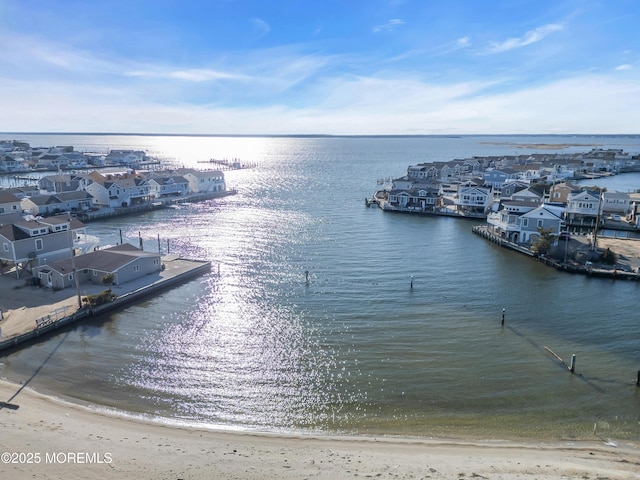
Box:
[0,380,638,480]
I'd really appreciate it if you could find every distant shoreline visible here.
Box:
[2,132,640,139]
[477,142,605,149]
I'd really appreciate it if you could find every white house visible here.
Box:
[175,169,226,193]
[105,150,146,167]
[85,172,150,207]
[601,191,631,215]
[455,186,491,214]
[147,175,190,198]
[565,190,602,223]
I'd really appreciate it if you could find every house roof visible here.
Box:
[0,224,30,241]
[175,168,224,178]
[24,195,62,206]
[54,191,93,201]
[521,204,565,220]
[0,191,21,203]
[0,217,85,239]
[46,243,159,275]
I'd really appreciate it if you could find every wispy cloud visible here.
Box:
[615,64,632,71]
[373,19,405,33]
[126,68,247,82]
[250,17,271,38]
[484,24,563,54]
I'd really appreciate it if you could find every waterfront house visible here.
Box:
[455,186,491,215]
[386,185,439,212]
[601,191,631,215]
[33,243,162,290]
[85,172,150,207]
[147,175,190,198]
[105,150,147,168]
[407,164,435,180]
[0,154,24,172]
[0,191,22,215]
[35,153,68,170]
[38,174,90,194]
[487,201,538,241]
[21,192,95,216]
[541,162,577,182]
[565,190,602,225]
[517,204,565,243]
[391,176,416,191]
[175,168,226,193]
[0,216,87,278]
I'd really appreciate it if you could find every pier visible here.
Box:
[472,225,640,280]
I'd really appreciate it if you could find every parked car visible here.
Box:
[558,231,571,240]
[611,214,621,221]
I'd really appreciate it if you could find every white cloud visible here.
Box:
[250,18,271,38]
[457,37,471,47]
[126,68,247,82]
[2,71,639,135]
[484,24,564,54]
[615,64,632,70]
[373,19,405,33]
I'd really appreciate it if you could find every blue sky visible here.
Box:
[0,0,638,134]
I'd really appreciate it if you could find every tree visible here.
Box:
[531,227,555,256]
[600,248,618,265]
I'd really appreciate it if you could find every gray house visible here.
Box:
[517,204,565,243]
[21,191,95,216]
[0,217,87,278]
[0,191,22,215]
[38,174,86,194]
[482,168,520,190]
[34,243,162,290]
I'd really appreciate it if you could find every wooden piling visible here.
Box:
[501,308,505,325]
[569,354,576,373]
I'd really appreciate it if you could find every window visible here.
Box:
[537,219,544,228]
[3,243,8,251]
[68,274,74,281]
[133,265,140,272]
[35,238,43,251]
[522,218,529,227]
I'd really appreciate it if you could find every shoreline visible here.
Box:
[1,380,638,479]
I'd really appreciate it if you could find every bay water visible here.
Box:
[1,134,640,441]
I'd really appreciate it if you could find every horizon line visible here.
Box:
[2,132,640,139]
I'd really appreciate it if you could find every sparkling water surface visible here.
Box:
[1,134,640,441]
